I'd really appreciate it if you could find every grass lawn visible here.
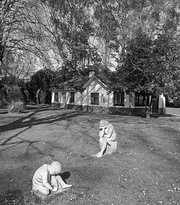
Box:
[0,105,180,205]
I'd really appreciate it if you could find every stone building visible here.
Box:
[51,73,166,117]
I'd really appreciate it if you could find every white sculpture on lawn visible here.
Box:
[32,161,72,199]
[93,120,117,158]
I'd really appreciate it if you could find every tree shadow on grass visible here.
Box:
[0,106,83,157]
[0,109,8,114]
[0,108,81,136]
[0,105,81,133]
[0,129,75,158]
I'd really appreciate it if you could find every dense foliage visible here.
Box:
[117,28,180,97]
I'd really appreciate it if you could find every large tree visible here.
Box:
[0,0,180,108]
[90,0,180,68]
[27,69,56,104]
[117,26,180,101]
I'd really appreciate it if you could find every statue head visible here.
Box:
[49,161,62,175]
[99,120,109,129]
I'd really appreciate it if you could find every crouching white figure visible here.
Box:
[32,161,72,199]
[93,120,117,158]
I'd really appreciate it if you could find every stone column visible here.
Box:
[158,93,166,115]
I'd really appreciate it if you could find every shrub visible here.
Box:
[7,100,24,113]
[0,90,7,108]
[7,85,23,102]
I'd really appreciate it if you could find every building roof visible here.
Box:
[52,74,110,92]
[52,75,88,92]
[82,75,109,91]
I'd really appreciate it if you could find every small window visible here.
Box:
[54,92,58,102]
[91,93,99,105]
[113,91,124,106]
[101,94,106,104]
[135,93,149,106]
[69,92,75,103]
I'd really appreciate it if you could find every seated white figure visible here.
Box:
[32,161,72,199]
[93,120,117,158]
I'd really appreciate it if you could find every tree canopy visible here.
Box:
[117,28,180,97]
[0,0,180,106]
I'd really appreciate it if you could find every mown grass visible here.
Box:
[0,105,180,205]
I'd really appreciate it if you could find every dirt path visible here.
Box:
[0,106,180,205]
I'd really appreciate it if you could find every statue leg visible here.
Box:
[51,175,58,191]
[32,187,50,200]
[105,141,117,155]
[56,175,72,190]
[92,138,107,157]
[99,137,104,149]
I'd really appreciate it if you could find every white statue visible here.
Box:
[32,161,72,199]
[93,120,117,158]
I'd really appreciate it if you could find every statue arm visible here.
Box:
[105,125,113,139]
[92,137,108,158]
[100,137,107,153]
[105,125,116,141]
[42,172,53,190]
[99,128,105,138]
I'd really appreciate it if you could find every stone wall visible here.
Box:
[82,105,109,113]
[109,107,146,117]
[66,104,82,111]
[52,103,147,117]
[158,108,166,115]
[108,107,135,116]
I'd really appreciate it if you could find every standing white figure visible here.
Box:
[93,120,117,158]
[32,161,72,199]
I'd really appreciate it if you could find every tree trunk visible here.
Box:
[36,88,41,104]
[145,105,151,118]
